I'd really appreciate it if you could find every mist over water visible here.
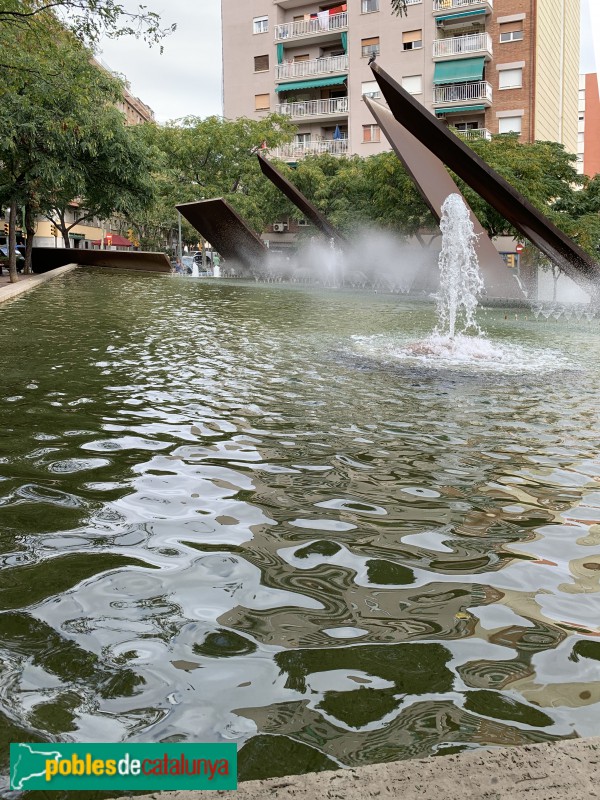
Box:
[261,228,437,294]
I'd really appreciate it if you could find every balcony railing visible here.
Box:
[434,80,493,104]
[451,127,492,140]
[274,12,348,42]
[270,139,349,160]
[276,97,349,120]
[434,32,492,58]
[276,55,348,81]
[433,0,492,10]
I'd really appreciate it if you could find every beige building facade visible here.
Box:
[221,0,580,161]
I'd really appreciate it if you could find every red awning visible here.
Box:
[91,234,133,247]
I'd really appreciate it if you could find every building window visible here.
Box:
[363,124,381,143]
[254,54,269,72]
[253,16,268,34]
[362,80,381,98]
[362,0,379,12]
[498,116,522,134]
[499,68,523,89]
[402,30,423,51]
[402,74,422,94]
[361,37,380,58]
[499,22,524,42]
[455,122,480,131]
[255,93,270,111]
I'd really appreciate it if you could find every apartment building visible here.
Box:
[221,0,580,162]
[578,72,600,177]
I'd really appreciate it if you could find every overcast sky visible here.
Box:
[99,0,599,124]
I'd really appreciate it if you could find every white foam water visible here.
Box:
[352,194,575,373]
[436,193,484,339]
[352,333,573,374]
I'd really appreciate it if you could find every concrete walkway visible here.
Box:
[0,263,78,305]
[115,737,600,800]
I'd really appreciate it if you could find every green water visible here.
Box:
[1,269,600,790]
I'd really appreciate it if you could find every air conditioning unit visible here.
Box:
[273,223,286,233]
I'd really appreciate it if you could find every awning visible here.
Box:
[91,234,133,247]
[436,9,487,21]
[275,75,347,93]
[436,105,486,114]
[433,57,485,85]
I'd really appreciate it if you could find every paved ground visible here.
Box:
[0,264,78,304]
[113,737,600,800]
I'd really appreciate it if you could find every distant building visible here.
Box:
[94,59,156,125]
[579,72,600,177]
[116,85,156,126]
[221,0,580,162]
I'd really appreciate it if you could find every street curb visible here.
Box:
[110,736,600,800]
[0,263,79,305]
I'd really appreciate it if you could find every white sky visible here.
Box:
[99,0,598,123]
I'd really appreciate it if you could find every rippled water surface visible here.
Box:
[2,269,600,787]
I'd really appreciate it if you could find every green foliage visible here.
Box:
[453,135,585,239]
[0,0,175,48]
[553,174,600,257]
[0,16,156,250]
[390,0,408,16]
[126,114,296,248]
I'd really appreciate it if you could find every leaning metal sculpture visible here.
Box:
[370,62,600,294]
[176,198,267,273]
[257,153,347,249]
[364,95,523,301]
[31,247,171,274]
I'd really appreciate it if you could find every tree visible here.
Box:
[553,174,600,259]
[450,134,585,239]
[0,0,175,48]
[264,152,433,239]
[0,13,155,276]
[390,0,408,16]
[125,115,296,247]
[41,108,156,248]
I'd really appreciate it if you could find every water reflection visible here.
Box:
[1,270,600,791]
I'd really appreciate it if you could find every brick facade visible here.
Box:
[486,0,534,140]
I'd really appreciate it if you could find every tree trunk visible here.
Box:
[58,210,70,248]
[24,202,35,274]
[8,199,18,284]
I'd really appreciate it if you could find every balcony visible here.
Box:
[451,127,492,140]
[274,12,348,43]
[433,0,493,13]
[433,32,492,60]
[276,54,348,82]
[434,80,493,106]
[276,97,349,121]
[269,139,349,161]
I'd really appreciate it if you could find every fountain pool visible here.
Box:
[1,268,600,788]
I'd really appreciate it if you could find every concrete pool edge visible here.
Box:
[0,263,79,304]
[111,736,600,799]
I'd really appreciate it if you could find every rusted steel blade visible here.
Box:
[31,248,170,273]
[176,198,266,272]
[364,96,523,300]
[371,62,600,291]
[257,153,347,246]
